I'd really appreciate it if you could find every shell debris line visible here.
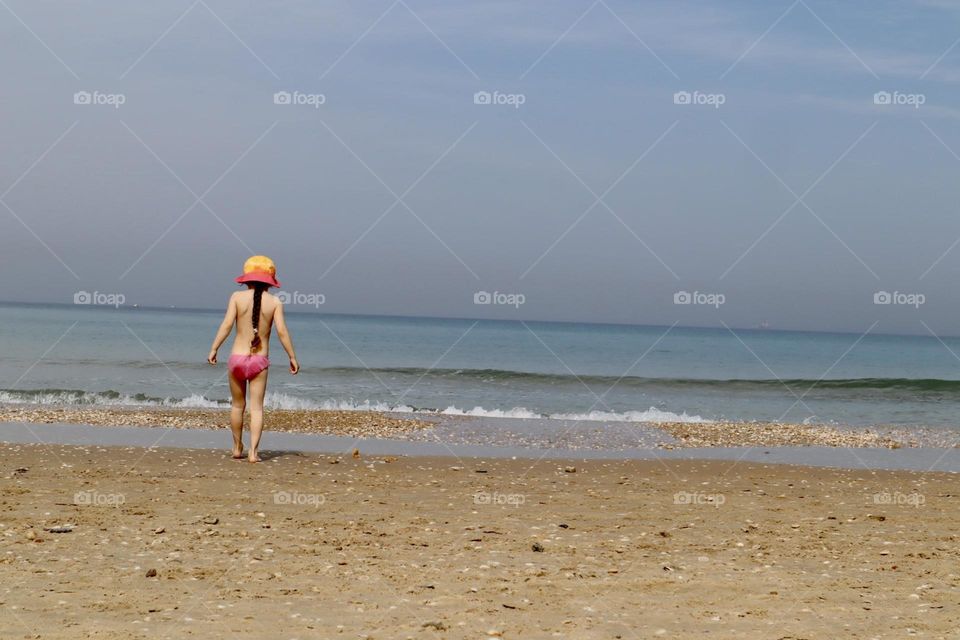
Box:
[0,406,430,439]
[655,420,906,448]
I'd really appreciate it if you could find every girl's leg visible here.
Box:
[246,368,269,462]
[228,372,247,459]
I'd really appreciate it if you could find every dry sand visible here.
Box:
[0,442,957,639]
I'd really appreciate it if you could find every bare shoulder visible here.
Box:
[263,291,282,309]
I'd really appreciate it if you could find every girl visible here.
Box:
[208,256,300,462]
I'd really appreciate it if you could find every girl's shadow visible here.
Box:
[256,450,307,461]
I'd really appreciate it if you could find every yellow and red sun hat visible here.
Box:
[235,255,280,288]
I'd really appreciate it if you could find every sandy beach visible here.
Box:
[1,442,957,639]
[9,0,960,637]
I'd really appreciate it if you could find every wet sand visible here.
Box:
[1,442,957,639]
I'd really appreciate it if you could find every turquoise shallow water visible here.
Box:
[3,302,960,429]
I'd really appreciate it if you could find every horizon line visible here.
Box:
[0,298,953,341]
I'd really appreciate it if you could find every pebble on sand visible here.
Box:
[43,526,73,533]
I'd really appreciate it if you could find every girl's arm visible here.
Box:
[273,302,300,374]
[207,294,238,364]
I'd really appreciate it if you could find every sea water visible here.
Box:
[2,302,960,430]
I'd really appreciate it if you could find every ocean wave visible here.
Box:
[0,388,703,423]
[410,371,960,393]
[0,389,405,412]
[0,389,177,406]
[101,365,960,394]
[15,363,960,394]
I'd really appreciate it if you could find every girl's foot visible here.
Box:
[231,444,244,459]
[247,453,262,463]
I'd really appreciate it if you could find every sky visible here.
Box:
[3,0,960,335]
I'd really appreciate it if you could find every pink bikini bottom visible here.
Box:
[228,354,270,381]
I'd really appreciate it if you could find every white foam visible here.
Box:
[0,390,706,423]
[162,394,225,408]
[0,390,164,407]
[262,393,416,413]
[551,408,708,423]
[439,406,544,419]
[437,405,707,423]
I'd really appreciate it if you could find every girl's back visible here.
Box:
[231,289,278,356]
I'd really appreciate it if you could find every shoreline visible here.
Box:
[0,404,931,449]
[2,424,959,472]
[1,442,957,639]
[3,416,959,472]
